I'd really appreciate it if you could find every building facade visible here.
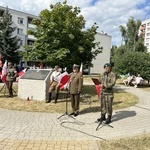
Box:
[90,33,111,74]
[0,6,38,51]
[140,18,150,53]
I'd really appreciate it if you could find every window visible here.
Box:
[146,43,149,46]
[10,15,12,21]
[20,40,23,45]
[0,17,3,22]
[147,27,150,32]
[146,38,150,42]
[18,17,24,24]
[18,40,23,46]
[146,33,150,36]
[27,40,34,45]
[147,22,150,26]
[17,28,23,35]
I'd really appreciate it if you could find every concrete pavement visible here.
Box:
[0,85,150,150]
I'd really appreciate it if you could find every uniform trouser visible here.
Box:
[70,94,80,113]
[101,94,114,116]
[49,81,60,94]
[6,81,13,96]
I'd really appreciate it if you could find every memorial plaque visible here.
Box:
[21,69,52,80]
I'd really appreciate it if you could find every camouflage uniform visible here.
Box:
[69,65,83,116]
[101,71,116,115]
[97,63,116,124]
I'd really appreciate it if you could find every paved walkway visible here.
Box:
[0,85,150,150]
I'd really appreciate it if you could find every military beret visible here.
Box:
[73,64,79,68]
[104,63,111,68]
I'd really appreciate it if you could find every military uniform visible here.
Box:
[69,64,83,116]
[97,63,116,124]
[6,62,17,98]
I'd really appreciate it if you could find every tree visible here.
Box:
[0,7,20,64]
[119,17,147,52]
[25,1,102,69]
[113,51,150,82]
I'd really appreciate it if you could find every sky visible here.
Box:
[0,0,150,46]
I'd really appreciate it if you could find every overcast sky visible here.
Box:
[0,0,150,46]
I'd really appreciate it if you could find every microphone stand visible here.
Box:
[57,85,75,120]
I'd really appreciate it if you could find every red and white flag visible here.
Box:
[79,62,83,74]
[1,60,7,83]
[16,68,27,82]
[55,72,70,90]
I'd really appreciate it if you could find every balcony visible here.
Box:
[28,23,36,29]
[27,35,36,40]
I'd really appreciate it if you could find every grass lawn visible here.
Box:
[97,134,150,150]
[0,82,138,113]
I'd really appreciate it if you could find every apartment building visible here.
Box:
[140,18,150,53]
[0,6,111,74]
[0,6,38,51]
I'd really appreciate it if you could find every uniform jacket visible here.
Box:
[101,71,116,94]
[69,72,83,94]
[6,67,17,82]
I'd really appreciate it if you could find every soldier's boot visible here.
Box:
[46,93,51,103]
[7,89,12,98]
[10,90,13,98]
[105,115,111,124]
[55,93,59,104]
[96,114,106,123]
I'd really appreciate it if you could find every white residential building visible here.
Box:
[140,18,150,53]
[0,6,38,51]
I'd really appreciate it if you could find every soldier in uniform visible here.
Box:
[69,64,83,117]
[46,65,61,103]
[6,62,17,98]
[96,63,116,124]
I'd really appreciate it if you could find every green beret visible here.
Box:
[104,63,111,68]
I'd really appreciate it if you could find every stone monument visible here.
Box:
[18,69,52,101]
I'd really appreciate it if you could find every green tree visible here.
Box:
[113,51,150,82]
[0,7,20,64]
[25,1,102,69]
[119,17,147,52]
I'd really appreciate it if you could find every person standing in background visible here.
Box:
[69,64,83,117]
[6,62,17,98]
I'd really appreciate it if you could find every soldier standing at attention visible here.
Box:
[6,62,17,98]
[69,64,83,117]
[96,63,116,124]
[46,65,61,103]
